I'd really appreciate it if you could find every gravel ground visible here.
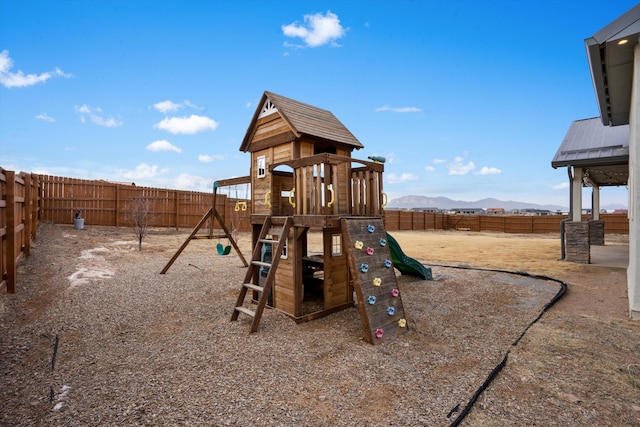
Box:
[1,223,638,426]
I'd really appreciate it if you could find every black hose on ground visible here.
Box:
[425,264,569,427]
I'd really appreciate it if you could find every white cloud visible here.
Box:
[146,140,182,153]
[198,154,225,163]
[153,100,181,113]
[153,114,218,134]
[447,157,475,175]
[375,105,422,113]
[552,182,570,190]
[282,11,346,48]
[35,113,55,122]
[424,166,436,172]
[152,99,203,114]
[174,173,212,191]
[433,158,446,164]
[386,172,419,183]
[76,104,92,114]
[121,163,170,179]
[474,166,502,175]
[183,100,203,110]
[385,152,395,164]
[0,50,71,88]
[75,104,123,127]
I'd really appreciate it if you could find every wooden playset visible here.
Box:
[165,91,431,344]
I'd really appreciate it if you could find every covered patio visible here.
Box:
[552,117,629,263]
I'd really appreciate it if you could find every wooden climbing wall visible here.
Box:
[341,218,408,344]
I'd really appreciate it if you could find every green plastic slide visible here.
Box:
[385,232,432,280]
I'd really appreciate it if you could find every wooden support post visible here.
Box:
[23,173,32,256]
[31,173,39,240]
[6,170,16,293]
[175,191,180,230]
[115,184,120,227]
[160,208,213,274]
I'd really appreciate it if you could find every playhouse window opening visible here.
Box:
[257,155,266,178]
[314,145,336,155]
[331,234,342,256]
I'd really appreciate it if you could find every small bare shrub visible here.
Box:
[128,197,154,250]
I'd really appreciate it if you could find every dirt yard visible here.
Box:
[1,223,638,426]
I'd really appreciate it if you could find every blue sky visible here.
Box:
[1,0,636,209]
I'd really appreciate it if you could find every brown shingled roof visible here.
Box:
[240,91,364,152]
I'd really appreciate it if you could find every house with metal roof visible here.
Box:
[557,4,640,319]
[552,117,629,229]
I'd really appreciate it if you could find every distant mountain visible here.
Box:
[386,195,567,212]
[386,195,628,213]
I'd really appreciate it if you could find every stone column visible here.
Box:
[565,221,590,263]
[588,220,605,246]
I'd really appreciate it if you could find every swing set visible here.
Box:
[160,178,250,274]
[216,182,249,255]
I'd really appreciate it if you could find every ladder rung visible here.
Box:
[235,307,256,317]
[243,283,263,292]
[259,238,277,244]
[251,261,271,268]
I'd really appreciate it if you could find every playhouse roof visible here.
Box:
[240,91,364,152]
[552,117,629,186]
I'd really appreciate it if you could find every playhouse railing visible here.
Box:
[274,153,385,216]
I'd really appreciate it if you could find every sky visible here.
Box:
[1,0,637,210]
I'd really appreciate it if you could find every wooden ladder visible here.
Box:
[231,216,292,333]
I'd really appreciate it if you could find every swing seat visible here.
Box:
[217,243,232,255]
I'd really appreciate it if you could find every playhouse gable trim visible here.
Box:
[240,91,364,153]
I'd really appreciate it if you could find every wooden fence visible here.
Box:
[382,210,630,234]
[1,171,630,295]
[1,169,40,294]
[38,175,252,232]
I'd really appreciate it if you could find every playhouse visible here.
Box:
[164,91,431,343]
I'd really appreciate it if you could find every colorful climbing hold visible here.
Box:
[384,259,392,268]
[391,288,399,297]
[398,319,407,328]
[372,277,382,287]
[379,238,387,247]
[367,224,375,233]
[375,328,384,338]
[387,306,395,316]
[366,247,374,256]
[354,240,364,250]
[367,295,376,305]
[360,263,369,273]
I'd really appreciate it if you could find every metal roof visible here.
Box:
[552,117,629,186]
[240,91,364,152]
[585,4,640,126]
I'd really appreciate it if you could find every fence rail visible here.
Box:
[382,210,629,234]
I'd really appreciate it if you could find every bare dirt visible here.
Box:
[1,224,638,426]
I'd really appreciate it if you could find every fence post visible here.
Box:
[115,184,120,227]
[31,173,39,240]
[175,191,179,230]
[6,170,16,293]
[22,173,32,256]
